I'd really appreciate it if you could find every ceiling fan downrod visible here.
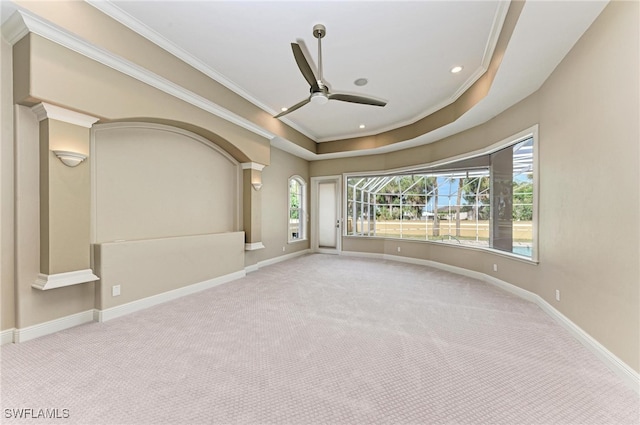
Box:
[313,24,326,87]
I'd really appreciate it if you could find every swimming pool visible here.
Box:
[512,245,532,257]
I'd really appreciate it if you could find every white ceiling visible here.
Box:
[1,0,609,156]
[95,1,507,142]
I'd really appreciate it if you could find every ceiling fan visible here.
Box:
[274,24,387,118]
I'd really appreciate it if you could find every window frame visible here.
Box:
[288,175,307,243]
[343,125,539,263]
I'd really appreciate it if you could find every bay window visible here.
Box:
[345,130,537,261]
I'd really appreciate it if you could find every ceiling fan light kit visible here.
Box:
[275,24,386,119]
[310,92,329,105]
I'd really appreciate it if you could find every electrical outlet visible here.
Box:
[493,264,498,272]
[397,246,401,253]
[555,290,560,301]
[112,285,121,297]
[282,246,286,252]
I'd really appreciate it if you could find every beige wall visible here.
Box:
[2,0,636,377]
[94,233,245,310]
[242,166,263,246]
[1,37,16,331]
[90,123,245,310]
[40,119,92,275]
[11,108,248,328]
[14,33,271,166]
[92,123,241,243]
[5,8,265,332]
[13,0,317,155]
[534,0,638,371]
[312,1,639,371]
[14,106,96,328]
[245,147,310,267]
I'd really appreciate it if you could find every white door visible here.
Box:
[311,176,341,254]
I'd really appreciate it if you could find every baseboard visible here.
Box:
[245,263,259,273]
[96,270,246,322]
[245,249,311,273]
[12,310,95,343]
[344,250,640,393]
[1,328,15,345]
[340,251,384,260]
[9,270,248,341]
[533,296,640,393]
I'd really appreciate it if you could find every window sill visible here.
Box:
[343,235,539,265]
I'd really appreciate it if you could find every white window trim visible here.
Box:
[342,125,539,263]
[288,175,307,243]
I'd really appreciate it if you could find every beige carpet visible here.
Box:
[1,254,638,424]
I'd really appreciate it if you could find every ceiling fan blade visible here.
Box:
[274,97,311,118]
[291,43,319,89]
[328,93,387,107]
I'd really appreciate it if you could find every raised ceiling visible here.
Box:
[92,1,507,143]
[1,1,609,159]
[85,0,608,150]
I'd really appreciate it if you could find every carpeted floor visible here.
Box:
[1,254,638,424]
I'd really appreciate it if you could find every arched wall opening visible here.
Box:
[90,122,246,312]
[91,122,242,243]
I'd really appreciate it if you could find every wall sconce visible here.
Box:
[242,162,265,191]
[52,150,87,167]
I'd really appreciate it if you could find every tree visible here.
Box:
[289,185,299,219]
[375,176,428,221]
[455,178,463,237]
[512,181,533,221]
[462,176,490,220]
[426,176,440,237]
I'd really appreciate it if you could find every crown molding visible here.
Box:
[84,2,286,124]
[240,162,266,171]
[85,0,270,112]
[482,1,511,71]
[0,1,519,161]
[315,2,511,144]
[31,102,99,127]
[1,8,30,44]
[315,65,485,144]
[84,1,319,142]
[2,9,276,141]
[86,0,510,146]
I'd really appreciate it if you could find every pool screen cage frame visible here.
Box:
[345,137,535,256]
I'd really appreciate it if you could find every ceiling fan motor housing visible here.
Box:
[310,91,329,105]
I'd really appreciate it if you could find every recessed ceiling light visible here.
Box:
[450,66,463,74]
[281,107,288,112]
[354,78,368,86]
[359,124,366,129]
